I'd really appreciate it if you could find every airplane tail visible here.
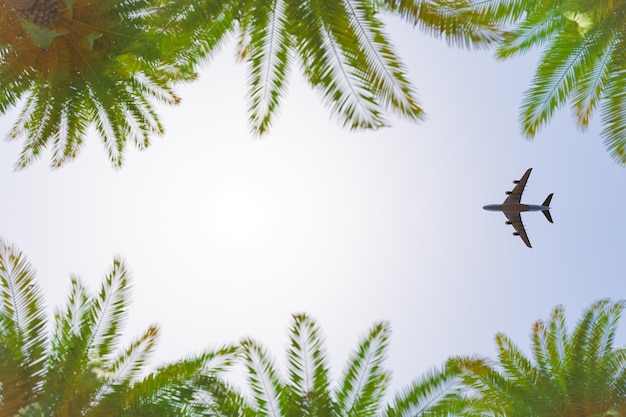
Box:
[542,193,553,223]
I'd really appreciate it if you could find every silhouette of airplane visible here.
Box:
[483,168,553,248]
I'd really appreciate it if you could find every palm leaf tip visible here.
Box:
[284,313,333,413]
[0,237,47,351]
[240,337,285,415]
[87,257,132,359]
[335,321,391,416]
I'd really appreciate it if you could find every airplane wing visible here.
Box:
[504,212,532,248]
[504,168,532,204]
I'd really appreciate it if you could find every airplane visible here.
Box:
[483,168,553,248]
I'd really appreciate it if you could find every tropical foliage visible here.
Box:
[0,239,237,416]
[145,0,505,135]
[0,0,191,169]
[469,0,626,163]
[0,0,506,168]
[459,299,626,417]
[3,235,625,416]
[201,313,466,416]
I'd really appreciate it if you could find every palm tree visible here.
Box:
[166,0,505,135]
[2,0,504,168]
[469,0,626,164]
[0,0,191,169]
[0,238,237,416]
[459,299,626,417]
[200,313,466,416]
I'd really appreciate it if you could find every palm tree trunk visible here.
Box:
[6,0,59,27]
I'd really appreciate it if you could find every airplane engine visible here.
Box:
[513,232,520,236]
[513,180,520,184]
[505,221,512,225]
[505,191,512,195]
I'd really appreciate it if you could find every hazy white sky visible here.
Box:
[2,16,626,396]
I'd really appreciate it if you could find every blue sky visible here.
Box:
[1,15,626,395]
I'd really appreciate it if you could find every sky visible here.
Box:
[2,14,626,398]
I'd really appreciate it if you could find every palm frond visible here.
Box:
[155,0,237,71]
[383,361,464,417]
[383,0,505,49]
[10,85,56,169]
[104,324,159,385]
[342,0,423,120]
[1,0,189,169]
[101,345,239,416]
[570,24,617,130]
[542,305,569,392]
[0,240,243,416]
[494,333,534,385]
[531,319,551,376]
[600,64,626,163]
[84,257,131,362]
[284,314,333,415]
[519,17,597,137]
[607,348,626,401]
[240,338,285,417]
[589,300,624,364]
[38,278,95,415]
[495,5,562,60]
[464,0,544,26]
[570,299,624,410]
[0,239,47,416]
[195,374,258,417]
[49,101,90,169]
[0,55,34,115]
[239,0,293,134]
[291,0,388,130]
[334,321,391,416]
[462,300,626,417]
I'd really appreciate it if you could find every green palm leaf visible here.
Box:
[240,338,286,417]
[346,0,425,121]
[155,0,237,71]
[113,345,239,416]
[104,324,159,385]
[335,321,391,416]
[600,65,626,162]
[471,0,626,164]
[238,0,293,134]
[84,258,131,361]
[382,0,505,49]
[570,26,617,129]
[284,313,333,415]
[383,360,464,417]
[519,17,597,136]
[0,239,47,417]
[292,0,388,130]
[495,5,562,60]
[1,0,189,169]
[0,239,239,416]
[460,299,626,417]
[38,278,91,414]
[530,305,569,393]
[468,0,543,25]
[211,314,464,417]
[196,374,258,417]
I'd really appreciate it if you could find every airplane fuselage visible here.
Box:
[483,203,550,213]
[483,168,553,247]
